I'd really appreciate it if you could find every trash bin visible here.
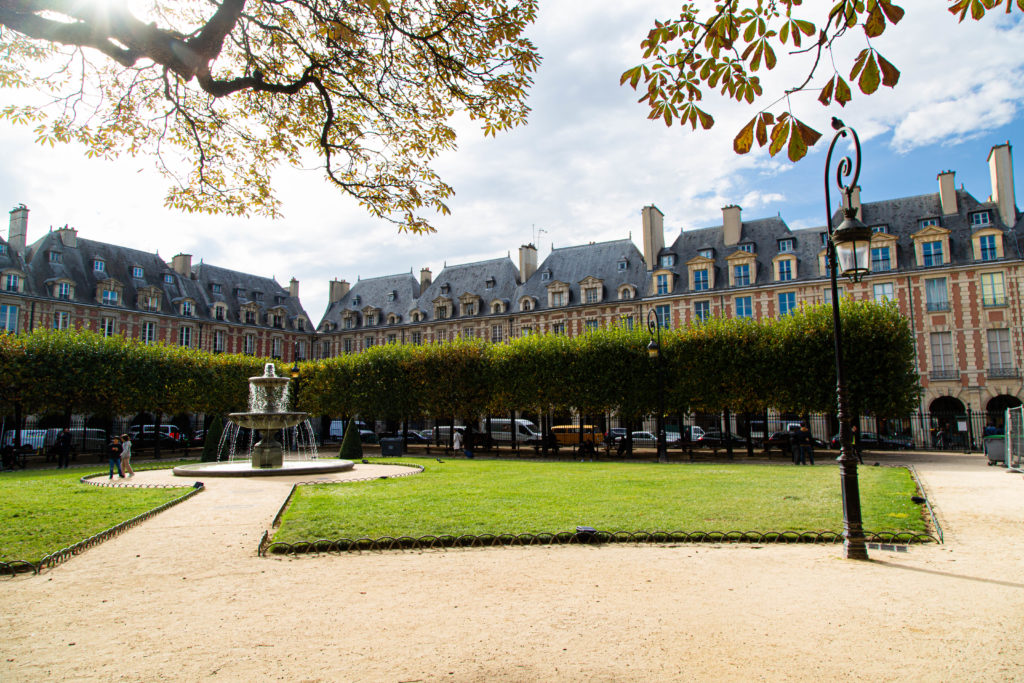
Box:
[379,437,403,457]
[984,435,1005,466]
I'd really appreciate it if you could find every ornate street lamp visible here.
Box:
[824,117,870,561]
[647,308,667,463]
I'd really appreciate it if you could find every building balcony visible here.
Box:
[988,366,1020,379]
[929,370,959,381]
[925,301,949,312]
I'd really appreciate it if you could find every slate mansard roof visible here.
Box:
[518,239,648,308]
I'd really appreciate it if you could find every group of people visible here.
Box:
[107,433,135,479]
[791,423,815,465]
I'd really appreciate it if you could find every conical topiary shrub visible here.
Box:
[201,415,225,462]
[339,419,363,460]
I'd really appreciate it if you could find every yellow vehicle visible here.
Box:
[550,424,603,446]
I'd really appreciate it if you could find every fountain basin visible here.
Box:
[173,459,355,478]
[227,412,308,431]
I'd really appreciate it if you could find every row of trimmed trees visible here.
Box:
[0,300,920,441]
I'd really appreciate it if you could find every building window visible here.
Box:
[214,306,226,321]
[491,325,504,342]
[101,318,115,337]
[655,304,670,329]
[698,249,714,259]
[585,319,599,333]
[777,260,793,282]
[925,278,948,311]
[735,296,752,319]
[551,291,566,307]
[245,310,256,324]
[919,218,939,228]
[694,300,710,322]
[0,243,8,255]
[365,336,375,348]
[621,315,634,331]
[411,332,422,345]
[873,282,894,302]
[253,292,264,301]
[738,243,754,253]
[871,225,889,234]
[551,322,565,335]
[656,274,669,295]
[870,247,891,272]
[53,311,70,330]
[585,288,600,304]
[244,335,255,355]
[385,333,397,345]
[778,292,796,316]
[4,274,19,292]
[179,326,192,347]
[971,211,991,227]
[617,260,627,271]
[619,287,633,300]
[693,269,709,291]
[142,295,158,311]
[143,321,156,345]
[93,259,105,273]
[102,289,118,305]
[922,241,943,266]
[131,266,144,279]
[57,282,72,299]
[988,329,1012,372]
[164,274,175,285]
[273,314,283,328]
[181,300,193,316]
[733,264,750,286]
[387,290,396,301]
[272,338,282,358]
[214,330,226,353]
[981,272,1006,306]
[344,338,353,354]
[930,331,954,374]
[979,234,998,261]
[541,272,550,282]
[461,303,475,316]
[659,254,676,267]
[49,250,62,263]
[0,304,18,333]
[778,239,794,253]
[462,327,476,339]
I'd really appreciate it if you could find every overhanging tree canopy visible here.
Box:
[0,0,540,230]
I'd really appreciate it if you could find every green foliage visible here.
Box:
[274,458,927,541]
[338,419,363,460]
[622,1,1018,162]
[202,415,225,463]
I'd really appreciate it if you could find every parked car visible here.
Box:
[829,432,913,450]
[763,431,794,454]
[696,430,747,448]
[129,424,184,443]
[401,430,431,444]
[190,430,206,446]
[614,431,656,447]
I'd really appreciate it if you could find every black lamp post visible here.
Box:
[647,308,667,463]
[824,118,872,561]
[290,343,301,411]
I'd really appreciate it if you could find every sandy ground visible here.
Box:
[1,452,1023,682]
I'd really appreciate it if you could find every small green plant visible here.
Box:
[202,415,225,462]
[338,420,363,460]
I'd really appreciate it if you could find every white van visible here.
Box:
[479,418,541,444]
[328,420,369,441]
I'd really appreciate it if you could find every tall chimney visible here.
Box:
[420,267,433,295]
[8,204,28,255]
[171,253,192,277]
[641,205,664,269]
[937,171,958,215]
[329,278,350,303]
[518,245,537,283]
[988,142,1017,227]
[289,277,299,299]
[56,225,78,248]
[722,205,742,246]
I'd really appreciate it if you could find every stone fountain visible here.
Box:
[173,363,353,478]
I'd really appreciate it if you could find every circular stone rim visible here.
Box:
[172,459,355,478]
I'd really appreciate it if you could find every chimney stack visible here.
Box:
[289,277,299,299]
[171,253,192,277]
[722,205,742,246]
[988,142,1017,227]
[937,172,958,215]
[518,245,537,283]
[641,205,665,268]
[8,204,28,255]
[420,267,433,295]
[329,279,350,303]
[56,224,78,248]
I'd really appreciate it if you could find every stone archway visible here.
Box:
[986,394,1023,428]
[929,396,966,449]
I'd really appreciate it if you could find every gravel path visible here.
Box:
[1,454,1022,682]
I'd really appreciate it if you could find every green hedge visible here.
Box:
[0,300,919,423]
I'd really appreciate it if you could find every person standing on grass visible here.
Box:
[107,435,124,479]
[452,427,463,455]
[120,433,135,477]
[798,423,815,465]
[55,427,73,469]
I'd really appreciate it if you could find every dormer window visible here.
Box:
[970,211,992,227]
[164,274,175,285]
[253,292,264,301]
[440,284,450,295]
[274,295,284,305]
[659,254,676,267]
[272,313,283,328]
[778,239,794,253]
[211,283,222,293]
[485,277,495,289]
[49,250,62,263]
[101,289,118,305]
[738,243,754,254]
[93,259,105,273]
[820,232,829,245]
[698,249,714,260]
[131,266,144,279]
[386,290,396,302]
[617,259,628,271]
[245,309,256,324]
[919,218,940,228]
[181,300,193,316]
[296,319,305,331]
[871,225,889,234]
[4,273,21,292]
[541,271,551,282]
[56,282,72,299]
[352,295,361,306]
[0,244,6,255]
[214,305,226,321]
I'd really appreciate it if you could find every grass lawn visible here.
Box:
[0,462,195,564]
[274,458,927,543]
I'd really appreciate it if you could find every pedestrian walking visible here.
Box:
[55,427,73,469]
[107,435,124,479]
[452,427,463,454]
[798,423,814,465]
[851,424,863,464]
[120,433,135,477]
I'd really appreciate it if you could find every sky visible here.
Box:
[2,1,1024,323]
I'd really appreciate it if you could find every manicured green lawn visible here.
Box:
[274,458,927,542]
[0,462,195,564]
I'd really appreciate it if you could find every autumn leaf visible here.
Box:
[734,116,756,153]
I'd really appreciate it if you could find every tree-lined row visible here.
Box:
[0,301,919,424]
